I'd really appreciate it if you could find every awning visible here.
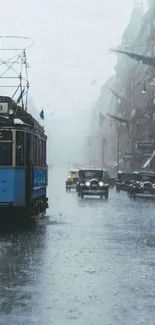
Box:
[143,150,155,168]
[109,49,155,67]
[113,159,123,168]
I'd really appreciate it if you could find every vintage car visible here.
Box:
[127,171,155,199]
[76,168,109,199]
[115,171,133,192]
[65,169,79,191]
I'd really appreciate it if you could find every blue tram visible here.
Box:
[0,96,48,220]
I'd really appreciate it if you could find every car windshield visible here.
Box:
[82,170,103,179]
[70,172,78,177]
[103,170,109,179]
[138,174,155,183]
[120,173,132,180]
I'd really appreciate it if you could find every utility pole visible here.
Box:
[117,123,120,172]
[101,137,104,167]
[106,114,122,172]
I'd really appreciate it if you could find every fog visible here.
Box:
[0,0,137,166]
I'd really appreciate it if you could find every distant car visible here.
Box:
[127,171,155,199]
[76,168,109,199]
[102,169,115,188]
[65,169,79,191]
[116,171,133,192]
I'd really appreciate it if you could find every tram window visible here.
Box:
[29,134,33,163]
[34,136,37,165]
[38,138,41,166]
[0,142,12,166]
[40,139,43,166]
[41,140,44,166]
[26,133,31,166]
[33,136,46,166]
[16,131,25,166]
[37,137,39,166]
[0,130,12,141]
[43,140,45,166]
[34,136,39,166]
[43,141,46,166]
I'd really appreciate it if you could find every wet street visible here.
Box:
[1,166,155,325]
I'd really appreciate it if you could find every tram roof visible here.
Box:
[0,96,45,134]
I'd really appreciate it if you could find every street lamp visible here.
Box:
[142,78,155,94]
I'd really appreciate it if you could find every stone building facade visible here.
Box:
[89,1,155,173]
[115,0,155,171]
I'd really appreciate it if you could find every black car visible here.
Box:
[102,169,115,188]
[127,172,155,199]
[115,171,133,192]
[76,168,109,199]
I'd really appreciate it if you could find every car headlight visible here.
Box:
[85,181,90,187]
[99,181,104,187]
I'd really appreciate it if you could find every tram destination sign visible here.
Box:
[0,103,8,113]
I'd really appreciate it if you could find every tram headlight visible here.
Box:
[85,181,90,187]
[8,108,14,115]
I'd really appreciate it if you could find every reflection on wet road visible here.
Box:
[1,167,155,324]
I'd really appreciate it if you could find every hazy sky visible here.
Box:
[0,0,141,164]
[0,0,136,116]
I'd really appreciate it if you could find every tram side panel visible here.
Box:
[31,167,48,199]
[14,168,25,206]
[0,168,25,207]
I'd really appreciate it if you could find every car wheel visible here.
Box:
[81,191,84,198]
